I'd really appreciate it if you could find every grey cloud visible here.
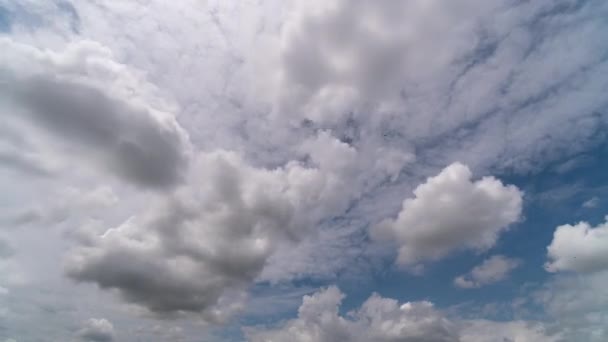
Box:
[454,255,521,289]
[0,38,190,189]
[66,150,357,320]
[0,150,54,177]
[0,239,14,259]
[77,318,114,342]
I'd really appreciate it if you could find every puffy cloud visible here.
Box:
[0,38,190,189]
[245,286,458,342]
[245,286,558,342]
[545,217,608,273]
[373,163,522,267]
[66,149,356,320]
[454,255,521,289]
[582,197,600,209]
[77,318,115,342]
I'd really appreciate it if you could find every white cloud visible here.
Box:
[245,286,559,342]
[245,286,458,342]
[373,163,522,267]
[454,255,521,289]
[583,197,600,209]
[545,217,608,273]
[77,318,115,342]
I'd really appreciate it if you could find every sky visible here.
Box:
[0,0,608,341]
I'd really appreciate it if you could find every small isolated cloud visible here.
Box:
[0,239,15,259]
[582,196,600,209]
[454,255,521,289]
[545,217,608,273]
[77,318,114,342]
[373,162,522,268]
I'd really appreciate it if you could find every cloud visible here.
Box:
[245,286,558,342]
[66,149,357,321]
[373,162,522,267]
[262,0,608,175]
[459,320,560,342]
[582,197,600,209]
[77,318,114,342]
[454,255,521,289]
[245,286,458,342]
[0,239,14,259]
[0,38,190,189]
[545,216,608,273]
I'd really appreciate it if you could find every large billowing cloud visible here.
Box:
[245,286,558,342]
[373,163,522,267]
[454,255,521,289]
[66,147,357,320]
[0,38,190,189]
[545,217,608,273]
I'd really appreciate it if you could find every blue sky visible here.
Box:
[1,1,608,341]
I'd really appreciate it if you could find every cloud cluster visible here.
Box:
[373,163,522,267]
[454,255,521,289]
[245,286,558,342]
[66,147,357,320]
[545,217,608,273]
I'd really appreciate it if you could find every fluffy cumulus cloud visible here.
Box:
[0,38,190,188]
[245,286,558,342]
[455,255,521,289]
[373,163,522,267]
[77,318,115,342]
[545,217,608,273]
[66,147,357,321]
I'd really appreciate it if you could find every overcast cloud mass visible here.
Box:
[1,0,608,341]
